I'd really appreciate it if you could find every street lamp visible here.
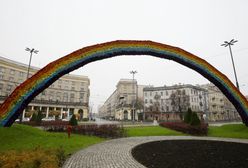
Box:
[25,48,39,79]
[20,48,38,123]
[130,70,137,123]
[221,39,239,90]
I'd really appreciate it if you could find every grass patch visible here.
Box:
[125,126,184,137]
[208,124,248,139]
[0,124,105,155]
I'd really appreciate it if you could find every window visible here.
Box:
[150,92,152,96]
[81,82,84,86]
[80,93,84,99]
[9,77,14,81]
[144,92,147,96]
[0,75,3,79]
[145,99,148,103]
[71,87,75,90]
[0,83,3,90]
[166,91,168,96]
[150,99,153,103]
[19,71,25,77]
[0,67,5,74]
[49,96,53,101]
[80,88,84,91]
[10,69,15,75]
[58,80,62,84]
[7,84,12,91]
[70,93,75,102]
[56,96,61,101]
[72,81,76,85]
[70,93,75,98]
[63,93,68,101]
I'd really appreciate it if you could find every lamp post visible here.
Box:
[221,39,239,90]
[25,48,39,79]
[130,70,137,123]
[20,48,38,123]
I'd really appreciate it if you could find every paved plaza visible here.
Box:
[63,136,248,168]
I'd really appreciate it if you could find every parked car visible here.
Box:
[42,117,55,121]
[22,118,30,122]
[15,118,30,122]
[62,118,69,121]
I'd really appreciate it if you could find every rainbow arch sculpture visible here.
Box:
[0,40,248,127]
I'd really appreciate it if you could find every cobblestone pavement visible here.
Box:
[63,136,248,168]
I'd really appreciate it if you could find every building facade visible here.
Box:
[201,83,239,121]
[99,79,145,120]
[0,56,90,120]
[143,84,208,121]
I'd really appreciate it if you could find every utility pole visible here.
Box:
[130,70,137,123]
[221,39,239,90]
[20,47,39,123]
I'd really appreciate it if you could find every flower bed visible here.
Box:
[45,124,126,138]
[159,122,208,136]
[22,120,69,127]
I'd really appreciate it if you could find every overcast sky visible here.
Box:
[0,0,248,112]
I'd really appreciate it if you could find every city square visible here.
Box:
[1,0,248,167]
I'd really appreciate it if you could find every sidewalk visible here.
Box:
[62,136,248,168]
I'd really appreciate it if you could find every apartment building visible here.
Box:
[201,83,239,121]
[0,56,90,120]
[99,79,145,120]
[143,84,208,121]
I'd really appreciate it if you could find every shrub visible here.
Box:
[22,120,69,127]
[82,118,89,122]
[190,112,201,126]
[46,124,126,138]
[184,108,192,124]
[30,112,37,122]
[56,147,66,167]
[0,147,61,168]
[69,114,78,126]
[28,111,42,125]
[36,111,43,125]
[160,122,208,136]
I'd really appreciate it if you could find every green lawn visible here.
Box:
[0,124,105,154]
[208,124,248,139]
[1,123,247,156]
[125,126,184,137]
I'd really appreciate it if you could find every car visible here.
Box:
[23,118,30,122]
[42,117,55,121]
[62,118,69,121]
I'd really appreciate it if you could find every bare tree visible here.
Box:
[170,89,190,120]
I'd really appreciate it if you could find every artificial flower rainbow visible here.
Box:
[0,40,248,126]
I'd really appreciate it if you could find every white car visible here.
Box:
[62,118,69,121]
[42,117,55,121]
[23,118,30,122]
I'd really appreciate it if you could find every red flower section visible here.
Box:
[160,122,208,136]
